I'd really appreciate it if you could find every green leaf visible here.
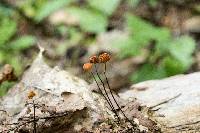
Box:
[35,0,72,22]
[162,56,186,76]
[87,0,121,15]
[153,28,171,43]
[126,14,171,44]
[148,0,158,7]
[126,14,150,31]
[116,38,143,59]
[66,7,108,33]
[155,41,170,56]
[8,56,23,75]
[168,35,196,68]
[130,64,166,83]
[0,81,16,96]
[124,14,196,83]
[9,36,36,50]
[0,18,17,45]
[117,14,171,59]
[126,14,154,42]
[0,51,5,64]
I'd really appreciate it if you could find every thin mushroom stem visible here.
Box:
[94,64,121,122]
[90,72,120,122]
[33,100,37,133]
[103,63,135,127]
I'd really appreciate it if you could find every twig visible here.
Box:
[0,112,70,133]
[149,93,182,109]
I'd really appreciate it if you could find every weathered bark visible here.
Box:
[0,50,110,132]
[119,73,200,132]
[0,49,152,133]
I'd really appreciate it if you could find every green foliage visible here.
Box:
[127,0,158,7]
[20,0,72,22]
[167,36,195,68]
[35,0,72,22]
[9,36,36,50]
[131,64,166,82]
[20,0,47,18]
[0,14,36,75]
[127,0,140,7]
[118,14,196,83]
[127,14,171,44]
[116,38,143,59]
[66,7,108,33]
[156,36,196,76]
[0,3,13,16]
[20,0,122,34]
[67,0,122,33]
[117,15,171,58]
[0,0,196,87]
[87,0,121,15]
[148,0,158,7]
[63,0,122,34]
[0,81,16,96]
[0,18,17,46]
[161,56,185,76]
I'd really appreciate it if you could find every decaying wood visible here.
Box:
[3,48,199,132]
[119,73,200,132]
[0,50,109,132]
[0,49,155,133]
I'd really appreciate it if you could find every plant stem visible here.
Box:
[33,100,36,133]
[93,65,120,122]
[103,63,135,127]
[91,72,114,110]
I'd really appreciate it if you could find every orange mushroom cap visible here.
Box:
[98,53,111,63]
[83,63,93,71]
[89,55,99,64]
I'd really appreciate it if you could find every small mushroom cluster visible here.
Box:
[83,53,110,72]
[83,53,135,127]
